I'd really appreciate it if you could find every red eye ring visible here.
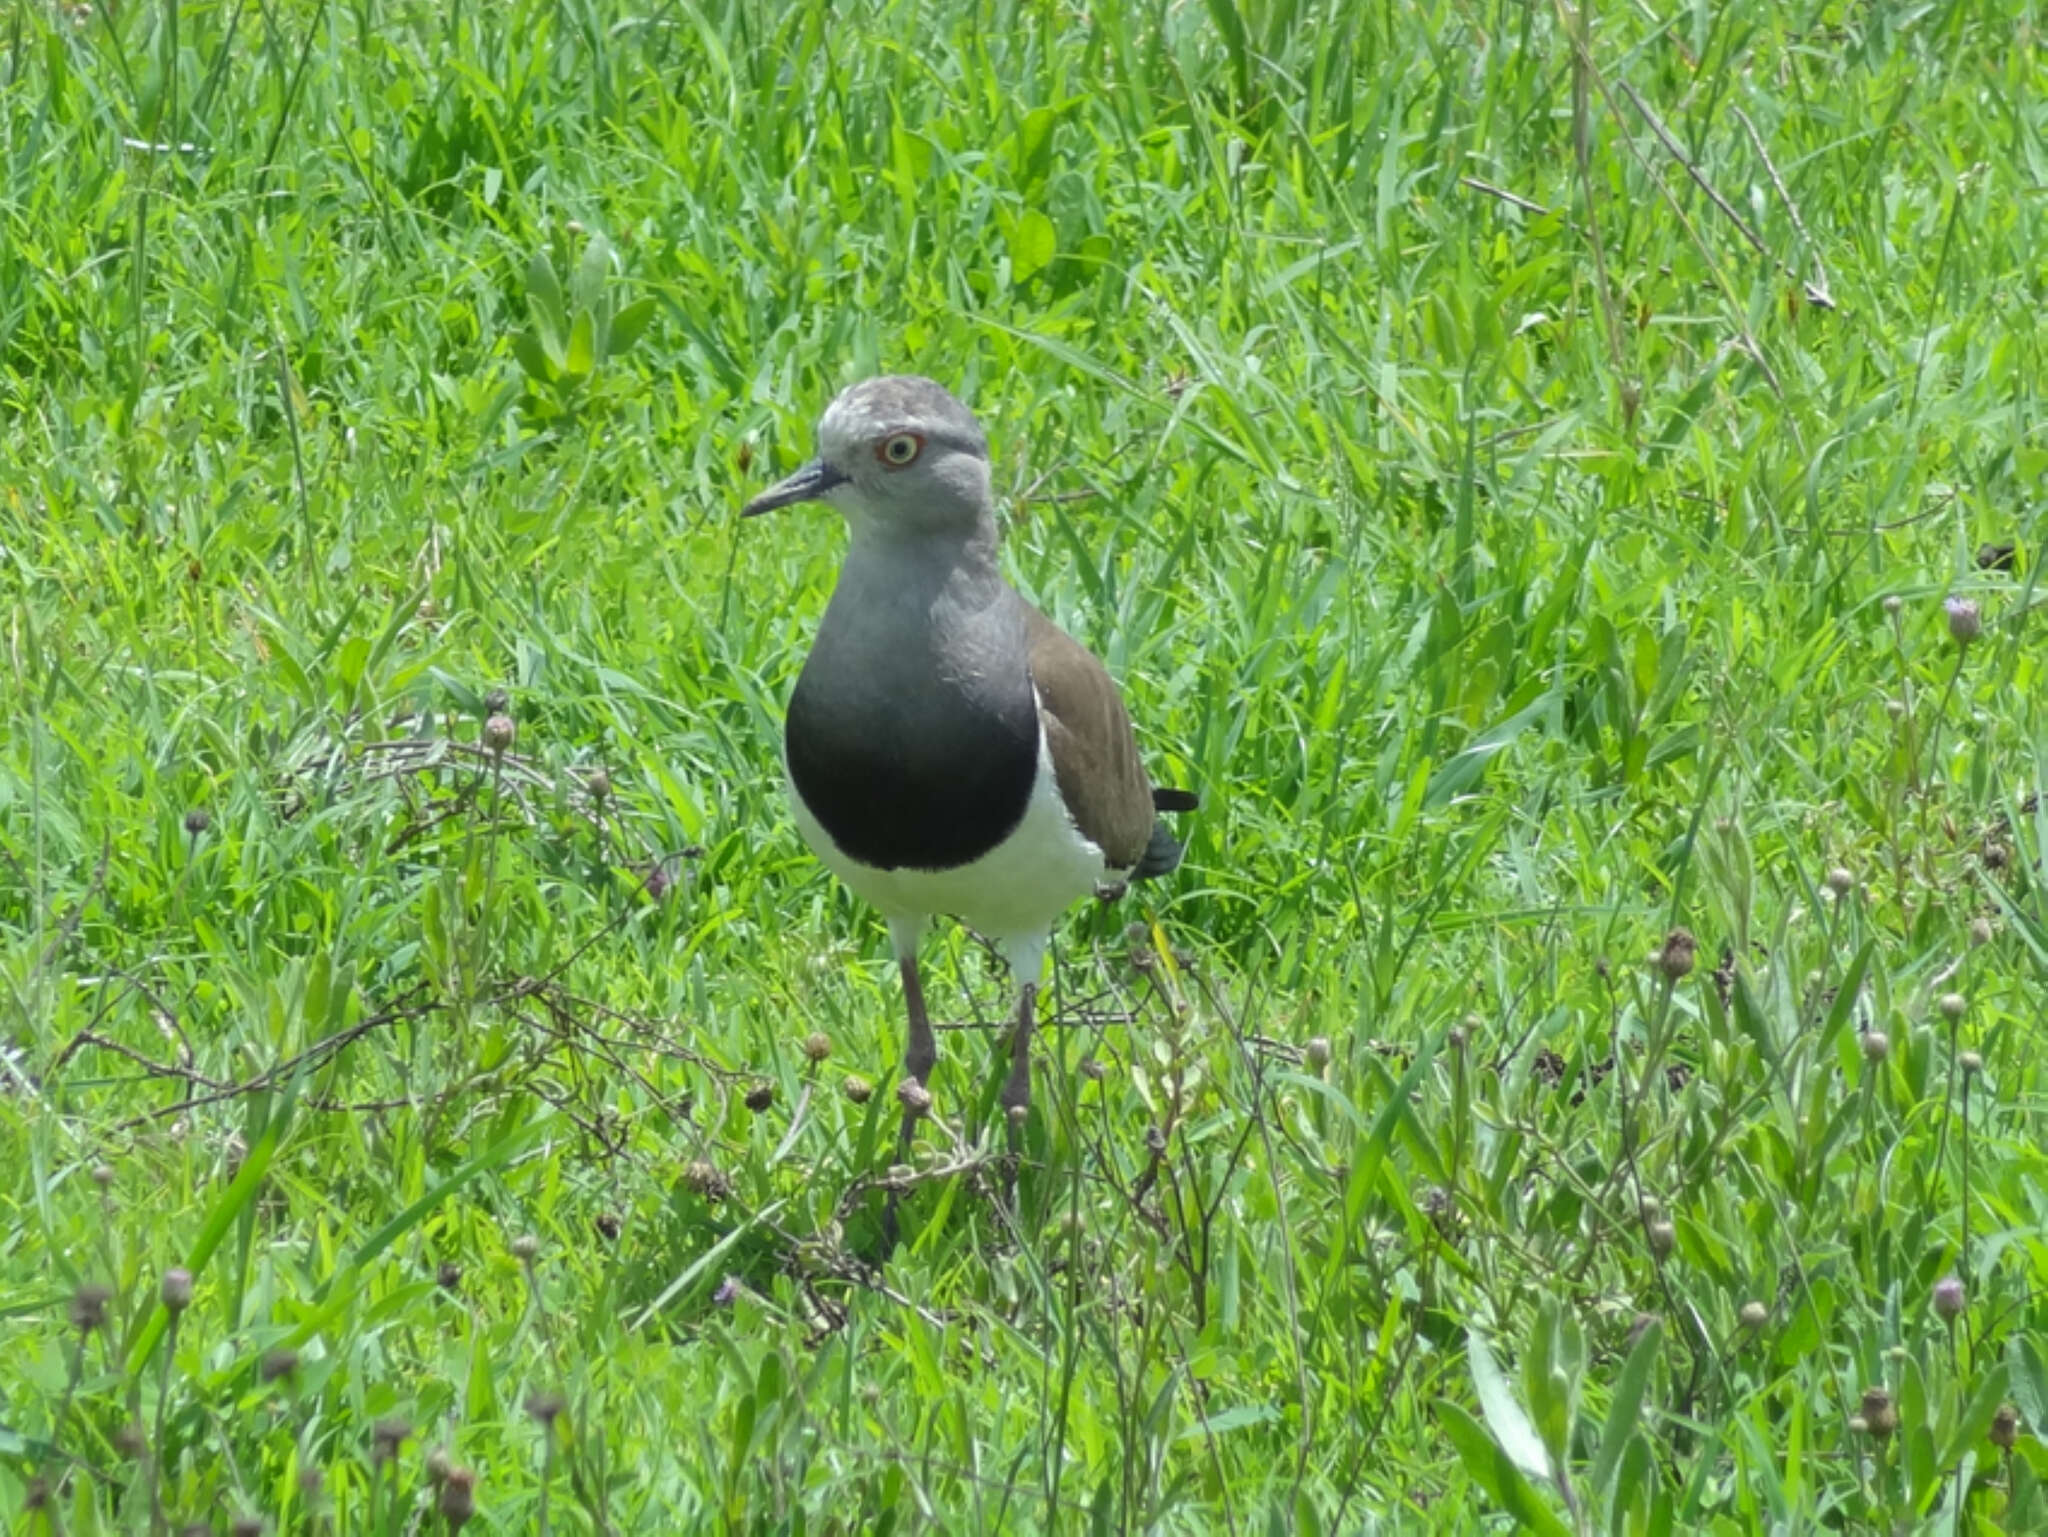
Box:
[876,432,925,468]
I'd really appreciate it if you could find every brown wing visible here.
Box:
[1023,604,1156,871]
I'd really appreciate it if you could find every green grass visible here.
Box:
[4,0,2046,1528]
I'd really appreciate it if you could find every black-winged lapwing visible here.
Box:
[744,376,1196,1222]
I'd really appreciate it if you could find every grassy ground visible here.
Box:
[4,0,2046,1529]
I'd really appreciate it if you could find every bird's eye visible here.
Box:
[877,433,923,467]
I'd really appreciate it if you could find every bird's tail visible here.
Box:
[1132,785,1199,880]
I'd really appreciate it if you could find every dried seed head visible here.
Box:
[1983,842,2009,870]
[259,1348,299,1383]
[1847,1415,1869,1436]
[437,1261,462,1291]
[1885,697,1907,720]
[483,713,516,754]
[1079,1056,1106,1081]
[1303,1036,1332,1071]
[230,1515,265,1537]
[1861,1030,1890,1062]
[1960,1050,1983,1076]
[509,1233,541,1263]
[1738,1300,1768,1330]
[161,1267,194,1313]
[184,808,211,836]
[425,1445,454,1484]
[802,1032,832,1064]
[1006,1104,1029,1127]
[439,1467,477,1530]
[744,1081,775,1113]
[585,767,611,801]
[92,1162,117,1189]
[1969,916,1995,948]
[1647,1219,1677,1257]
[1825,866,1855,897]
[524,1390,567,1427]
[1656,928,1697,981]
[483,688,510,715]
[1625,1311,1659,1349]
[115,1419,149,1458]
[1938,992,1967,1022]
[594,1211,622,1241]
[1882,594,1904,616]
[70,1281,113,1333]
[371,1417,412,1463]
[841,1075,873,1105]
[681,1160,731,1200]
[1945,595,1981,645]
[896,1080,933,1118]
[1860,1387,1898,1440]
[1933,1276,1965,1321]
[1990,1403,2021,1450]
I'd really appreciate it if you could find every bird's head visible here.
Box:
[743,375,993,540]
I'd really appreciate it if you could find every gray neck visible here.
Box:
[824,513,1009,658]
[797,509,1029,751]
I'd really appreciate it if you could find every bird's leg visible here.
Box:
[882,948,936,1254]
[899,953,936,1105]
[999,980,1038,1202]
[1000,980,1037,1118]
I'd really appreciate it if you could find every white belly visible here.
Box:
[789,721,1112,961]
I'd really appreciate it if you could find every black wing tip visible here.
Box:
[1131,819,1185,881]
[1151,786,1199,814]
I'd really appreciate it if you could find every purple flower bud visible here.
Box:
[1933,1275,1965,1321]
[1944,596,1981,645]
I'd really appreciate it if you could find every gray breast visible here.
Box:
[786,557,1039,872]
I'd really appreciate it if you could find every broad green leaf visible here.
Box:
[2009,1334,2048,1432]
[1008,209,1056,284]
[1936,1361,2008,1470]
[1592,1319,1661,1498]
[513,328,555,383]
[1469,1328,1550,1481]
[608,296,658,357]
[526,250,567,349]
[1438,1399,1574,1537]
[572,232,613,312]
[565,310,596,378]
